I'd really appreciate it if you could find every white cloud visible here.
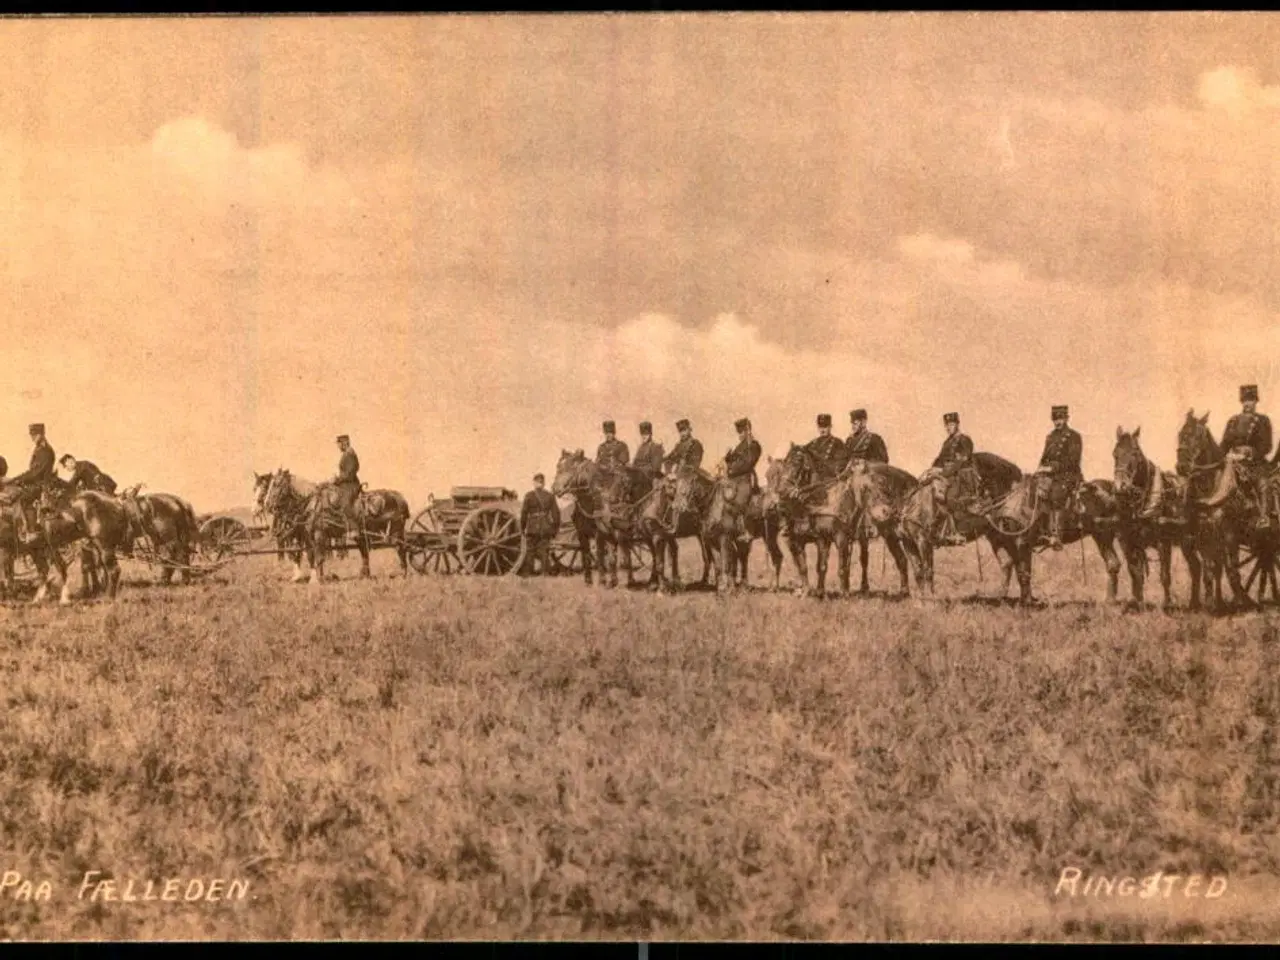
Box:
[1197,65,1280,114]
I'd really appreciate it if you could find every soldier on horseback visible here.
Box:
[921,412,976,546]
[8,424,58,546]
[332,434,363,535]
[1221,384,1273,527]
[595,421,630,471]
[846,409,888,465]
[725,418,762,491]
[1035,405,1083,549]
[59,454,117,495]
[805,414,849,477]
[663,419,704,473]
[633,422,665,479]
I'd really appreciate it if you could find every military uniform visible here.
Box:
[931,431,974,479]
[10,426,57,544]
[65,460,117,495]
[725,421,762,490]
[521,479,561,576]
[334,437,362,529]
[1223,386,1274,525]
[595,421,630,471]
[845,410,888,464]
[663,421,704,472]
[1036,407,1083,547]
[805,415,849,476]
[927,414,975,545]
[633,430,666,479]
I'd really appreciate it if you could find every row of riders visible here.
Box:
[540,385,1280,611]
[0,424,202,603]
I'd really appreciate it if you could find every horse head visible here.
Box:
[670,467,711,520]
[1176,409,1217,477]
[1112,426,1149,498]
[552,449,592,498]
[771,444,813,502]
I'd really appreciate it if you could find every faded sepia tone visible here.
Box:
[3,12,1280,943]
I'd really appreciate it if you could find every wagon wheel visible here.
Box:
[198,516,250,561]
[406,507,459,575]
[457,506,526,576]
[549,529,585,575]
[1235,539,1280,604]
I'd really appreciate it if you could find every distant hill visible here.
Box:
[196,505,257,525]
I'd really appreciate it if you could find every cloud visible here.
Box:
[1197,65,1280,114]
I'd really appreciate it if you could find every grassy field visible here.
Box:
[1,539,1278,941]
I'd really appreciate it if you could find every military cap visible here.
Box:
[28,423,44,434]
[60,454,75,465]
[638,421,652,434]
[676,419,691,431]
[817,414,832,428]
[336,434,350,443]
[943,412,959,424]
[602,420,616,433]
[533,473,545,482]
[1241,384,1259,403]
[1052,405,1069,419]
[734,418,751,432]
[850,409,867,422]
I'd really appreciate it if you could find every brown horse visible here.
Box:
[671,467,785,592]
[117,485,201,587]
[255,470,304,566]
[19,489,136,603]
[1110,427,1202,610]
[305,475,413,583]
[843,460,915,596]
[1177,410,1251,611]
[765,445,860,597]
[0,486,95,602]
[896,452,1028,601]
[636,474,710,591]
[551,450,654,589]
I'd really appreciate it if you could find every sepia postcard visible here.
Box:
[1,11,1279,943]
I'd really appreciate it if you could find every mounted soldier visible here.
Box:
[60,454,117,495]
[845,409,889,465]
[8,424,58,546]
[921,412,976,546]
[332,434,363,534]
[805,414,849,478]
[724,418,762,491]
[633,422,665,479]
[520,472,561,576]
[1034,405,1084,549]
[595,421,630,471]
[663,419,704,474]
[1222,384,1273,526]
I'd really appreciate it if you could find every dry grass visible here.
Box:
[1,539,1277,942]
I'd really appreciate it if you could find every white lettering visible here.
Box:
[1055,867,1082,896]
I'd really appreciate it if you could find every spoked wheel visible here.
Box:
[1236,539,1280,604]
[406,508,459,575]
[457,506,526,576]
[198,516,250,562]
[549,537,585,575]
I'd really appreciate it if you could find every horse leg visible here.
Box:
[98,545,121,602]
[1096,535,1120,604]
[1016,545,1034,604]
[857,535,870,594]
[788,537,809,597]
[767,531,783,592]
[885,533,911,597]
[814,535,829,599]
[359,532,372,579]
[1183,537,1201,612]
[1157,540,1173,609]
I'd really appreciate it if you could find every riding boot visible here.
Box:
[1048,509,1064,549]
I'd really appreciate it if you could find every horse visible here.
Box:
[254,470,303,565]
[986,472,1129,604]
[260,469,323,582]
[1178,410,1258,611]
[842,460,915,596]
[1110,426,1202,610]
[765,445,860,597]
[670,466,785,592]
[636,472,711,591]
[115,485,201,587]
[551,449,655,589]
[896,452,1028,601]
[13,489,136,604]
[306,478,412,583]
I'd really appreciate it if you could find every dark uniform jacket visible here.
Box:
[663,436,704,471]
[595,438,630,471]
[725,437,762,483]
[521,488,561,539]
[805,434,849,475]
[931,432,974,477]
[337,448,361,488]
[1037,426,1083,480]
[1223,411,1273,463]
[846,430,889,464]
[633,440,665,478]
[11,439,56,488]
[67,460,117,495]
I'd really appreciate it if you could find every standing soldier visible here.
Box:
[845,409,889,465]
[595,421,630,471]
[633,422,665,479]
[332,434,363,535]
[1035,405,1084,549]
[805,414,849,476]
[60,454,118,495]
[520,472,561,576]
[724,418,763,491]
[663,419,704,473]
[1222,384,1274,525]
[921,412,975,545]
[10,424,57,545]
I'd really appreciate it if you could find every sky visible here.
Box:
[4,13,1280,511]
